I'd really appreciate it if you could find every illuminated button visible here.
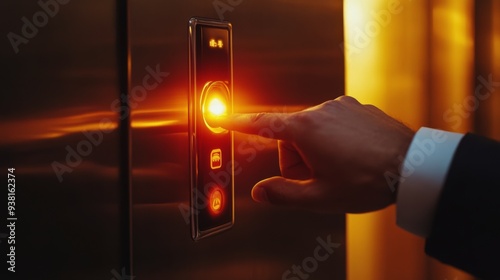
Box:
[210,148,222,169]
[207,97,226,116]
[210,188,223,214]
[201,81,230,133]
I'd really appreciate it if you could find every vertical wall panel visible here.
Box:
[0,1,125,279]
[345,0,477,279]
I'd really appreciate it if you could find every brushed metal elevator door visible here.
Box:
[0,1,126,279]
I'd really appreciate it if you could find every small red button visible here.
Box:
[209,188,223,215]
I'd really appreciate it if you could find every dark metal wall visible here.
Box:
[0,1,125,279]
[0,0,346,279]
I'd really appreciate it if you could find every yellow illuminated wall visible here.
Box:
[344,0,477,279]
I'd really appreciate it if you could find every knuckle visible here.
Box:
[321,99,339,108]
[335,95,359,105]
[364,104,383,113]
[248,113,292,139]
[249,112,267,124]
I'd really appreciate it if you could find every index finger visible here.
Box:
[212,113,292,140]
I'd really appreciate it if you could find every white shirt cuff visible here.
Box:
[396,127,464,237]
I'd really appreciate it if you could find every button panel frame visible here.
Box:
[188,17,234,241]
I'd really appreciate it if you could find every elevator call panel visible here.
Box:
[188,17,234,240]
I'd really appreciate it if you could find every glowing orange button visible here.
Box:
[201,81,230,134]
[210,189,223,214]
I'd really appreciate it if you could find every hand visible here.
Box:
[215,96,414,213]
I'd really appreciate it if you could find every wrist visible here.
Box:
[387,125,415,201]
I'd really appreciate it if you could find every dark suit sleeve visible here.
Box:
[425,133,500,279]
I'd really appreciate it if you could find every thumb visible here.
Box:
[251,176,323,207]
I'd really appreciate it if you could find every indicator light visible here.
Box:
[209,38,224,48]
[209,39,217,47]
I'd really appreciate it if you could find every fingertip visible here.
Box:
[252,176,305,205]
[206,114,226,128]
[251,185,269,203]
[251,176,283,203]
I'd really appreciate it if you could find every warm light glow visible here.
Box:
[132,120,177,128]
[207,96,227,116]
[345,1,475,280]
[0,107,189,146]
